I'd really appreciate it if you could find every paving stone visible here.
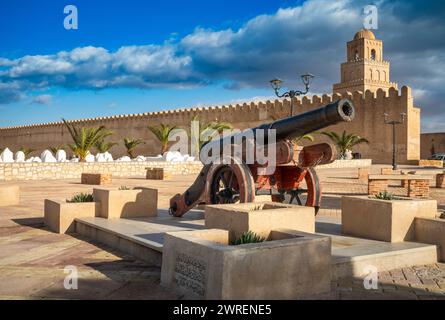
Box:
[2,169,445,300]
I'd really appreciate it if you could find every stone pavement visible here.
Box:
[0,166,445,299]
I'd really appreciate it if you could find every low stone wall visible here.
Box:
[0,161,203,181]
[418,159,443,168]
[317,159,372,169]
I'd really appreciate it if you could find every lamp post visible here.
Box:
[384,112,406,170]
[270,73,314,116]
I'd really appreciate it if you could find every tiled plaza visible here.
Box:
[1,166,445,299]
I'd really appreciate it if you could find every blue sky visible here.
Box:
[0,0,444,132]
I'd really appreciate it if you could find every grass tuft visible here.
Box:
[67,193,94,203]
[230,231,265,245]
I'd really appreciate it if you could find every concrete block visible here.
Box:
[44,199,99,234]
[0,184,19,206]
[205,202,315,241]
[81,173,112,185]
[342,196,437,242]
[161,228,331,299]
[93,187,157,219]
[146,167,172,180]
[415,217,445,262]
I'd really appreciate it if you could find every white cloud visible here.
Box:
[0,0,444,132]
[32,94,52,105]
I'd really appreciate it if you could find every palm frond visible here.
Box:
[321,130,369,158]
[123,137,145,158]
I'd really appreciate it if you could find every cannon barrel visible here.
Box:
[201,98,355,157]
[255,98,355,141]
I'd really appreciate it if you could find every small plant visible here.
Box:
[374,191,395,200]
[67,193,94,203]
[230,231,265,245]
[123,137,145,158]
[119,186,131,190]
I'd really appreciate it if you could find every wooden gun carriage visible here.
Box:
[169,99,355,217]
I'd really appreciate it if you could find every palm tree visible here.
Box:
[147,124,178,154]
[123,138,145,158]
[95,139,118,154]
[62,119,113,162]
[191,116,233,149]
[321,130,369,159]
[19,146,36,158]
[49,146,64,154]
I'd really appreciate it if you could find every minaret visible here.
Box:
[333,29,398,94]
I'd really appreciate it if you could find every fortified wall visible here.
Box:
[420,132,445,159]
[0,86,420,164]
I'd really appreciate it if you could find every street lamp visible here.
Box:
[270,73,315,116]
[384,112,406,170]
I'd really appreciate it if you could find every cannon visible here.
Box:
[169,98,355,217]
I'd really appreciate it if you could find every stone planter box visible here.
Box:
[44,199,99,234]
[81,173,112,185]
[0,184,19,206]
[161,229,331,300]
[93,187,157,219]
[342,196,437,242]
[415,217,445,262]
[205,202,315,241]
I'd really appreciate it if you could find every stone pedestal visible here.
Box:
[93,187,158,219]
[161,229,331,299]
[146,167,172,180]
[368,180,389,196]
[407,180,430,198]
[81,173,112,185]
[342,196,437,242]
[205,202,315,241]
[0,185,20,206]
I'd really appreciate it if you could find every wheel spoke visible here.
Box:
[295,194,302,205]
[228,171,234,187]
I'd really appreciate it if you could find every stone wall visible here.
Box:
[0,86,420,164]
[420,132,445,159]
[0,161,203,182]
[317,159,372,169]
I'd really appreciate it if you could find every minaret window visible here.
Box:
[354,50,359,61]
[371,49,376,60]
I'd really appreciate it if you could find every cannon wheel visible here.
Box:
[206,162,255,205]
[272,167,321,214]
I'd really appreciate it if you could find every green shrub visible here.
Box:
[119,186,131,190]
[374,191,395,200]
[230,231,265,245]
[67,193,94,203]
